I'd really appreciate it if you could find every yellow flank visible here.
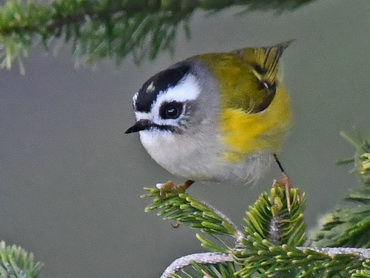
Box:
[220,85,291,162]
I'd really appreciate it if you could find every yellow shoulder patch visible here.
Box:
[220,85,292,161]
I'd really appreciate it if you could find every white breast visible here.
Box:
[139,128,272,183]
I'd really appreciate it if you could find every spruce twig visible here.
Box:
[142,187,242,253]
[0,0,314,71]
[0,241,43,278]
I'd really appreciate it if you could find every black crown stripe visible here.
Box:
[134,64,191,113]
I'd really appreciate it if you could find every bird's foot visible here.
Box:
[273,173,292,212]
[155,180,194,229]
[156,180,194,198]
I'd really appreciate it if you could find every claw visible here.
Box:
[273,173,292,212]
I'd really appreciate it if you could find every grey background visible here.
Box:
[0,0,369,277]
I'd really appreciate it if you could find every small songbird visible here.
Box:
[126,41,292,190]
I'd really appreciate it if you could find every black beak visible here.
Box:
[125,119,152,134]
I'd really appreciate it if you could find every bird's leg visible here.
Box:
[273,153,292,212]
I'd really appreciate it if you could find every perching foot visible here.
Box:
[156,180,194,199]
[273,173,292,212]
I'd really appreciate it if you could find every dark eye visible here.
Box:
[159,101,183,119]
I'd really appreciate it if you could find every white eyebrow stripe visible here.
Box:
[133,74,201,128]
[157,74,200,103]
[152,74,200,116]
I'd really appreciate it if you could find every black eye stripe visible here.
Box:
[151,124,178,132]
[134,64,190,113]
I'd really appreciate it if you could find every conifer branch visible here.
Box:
[243,185,306,246]
[158,248,370,278]
[0,241,42,278]
[0,0,314,71]
[143,187,242,253]
[160,252,234,278]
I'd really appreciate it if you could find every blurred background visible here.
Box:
[0,0,369,277]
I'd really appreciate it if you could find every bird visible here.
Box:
[126,41,292,194]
